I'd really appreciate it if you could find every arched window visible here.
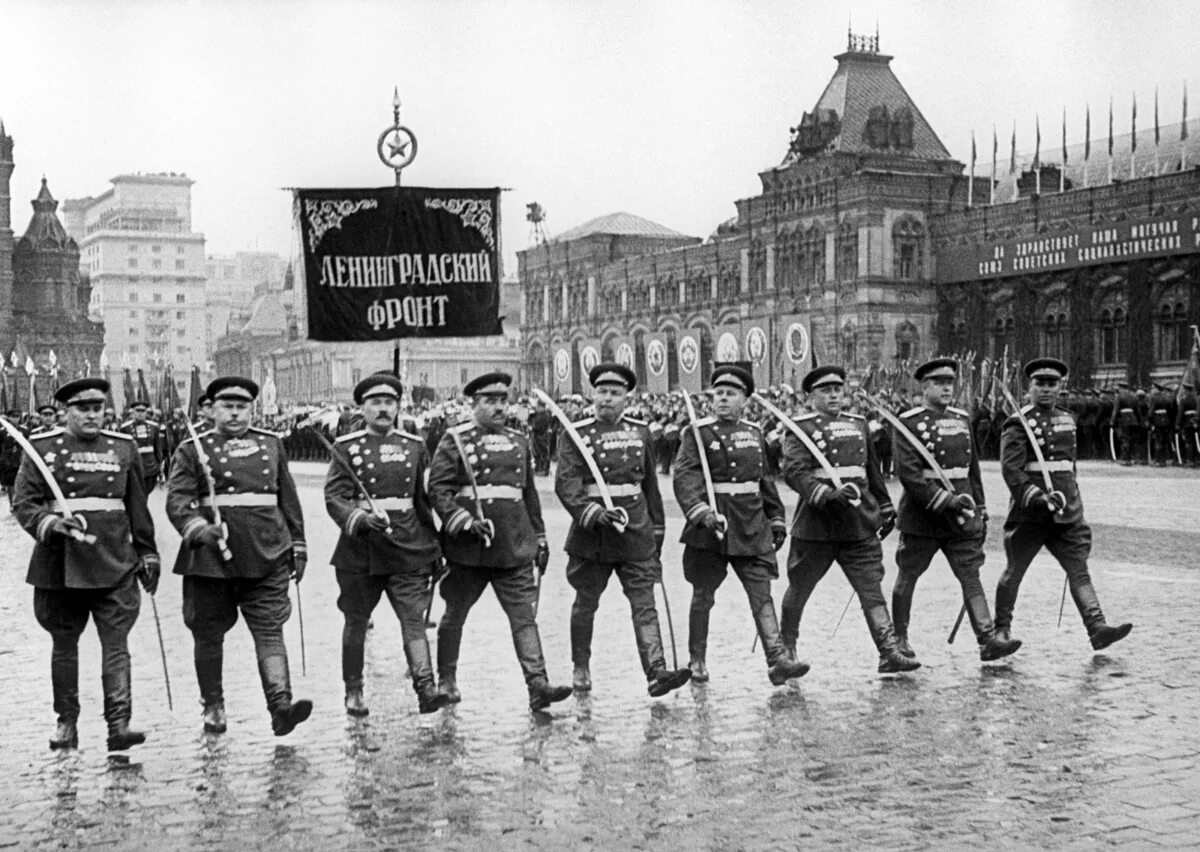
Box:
[1155,288,1191,361]
[896,321,920,363]
[842,322,857,367]
[893,217,925,280]
[718,263,739,302]
[837,222,858,280]
[686,270,708,304]
[599,285,621,317]
[1096,300,1128,365]
[948,306,967,353]
[991,302,1015,359]
[748,240,766,294]
[803,226,825,289]
[567,277,587,318]
[1040,296,1069,361]
[659,275,677,307]
[547,278,563,322]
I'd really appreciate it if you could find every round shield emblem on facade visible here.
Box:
[580,345,600,375]
[745,326,767,364]
[786,322,810,364]
[679,335,699,374]
[553,348,570,383]
[716,332,739,363]
[616,342,635,368]
[647,339,667,376]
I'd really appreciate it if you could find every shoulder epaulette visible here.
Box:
[250,426,281,438]
[335,429,367,443]
[30,427,64,440]
[947,406,970,417]
[119,420,134,429]
[573,416,595,428]
[694,416,716,427]
[147,419,161,428]
[738,418,761,430]
[101,429,134,441]
[796,412,818,421]
[393,429,424,443]
[622,415,648,426]
[843,412,865,420]
[900,406,924,418]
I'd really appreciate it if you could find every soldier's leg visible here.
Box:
[436,562,489,701]
[681,546,728,681]
[892,534,938,658]
[616,560,691,697]
[91,573,144,750]
[33,587,89,749]
[142,474,157,495]
[837,537,920,672]
[239,567,311,736]
[491,564,572,711]
[383,563,450,713]
[943,535,1021,661]
[335,570,385,716]
[565,556,613,691]
[732,554,809,684]
[1117,426,1132,465]
[995,522,1050,641]
[1045,522,1132,650]
[779,539,836,656]
[182,575,239,733]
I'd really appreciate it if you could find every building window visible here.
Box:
[175,259,185,270]
[896,321,920,363]
[991,303,1015,359]
[129,327,138,336]
[128,244,138,252]
[177,346,187,355]
[1156,292,1191,362]
[176,294,186,303]
[129,310,138,319]
[1040,298,1069,361]
[152,259,162,269]
[129,292,138,303]
[128,259,138,269]
[1097,304,1128,364]
[842,322,857,367]
[176,329,186,337]
[177,246,185,254]
[129,344,139,353]
[176,310,185,320]
[461,368,469,383]
[893,217,925,280]
[804,226,824,288]
[152,245,161,253]
[153,293,162,303]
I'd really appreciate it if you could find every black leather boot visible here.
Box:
[50,647,80,750]
[688,589,713,682]
[891,574,917,658]
[406,640,451,714]
[104,666,146,751]
[967,592,1021,661]
[864,605,921,674]
[570,604,595,691]
[1072,582,1133,650]
[572,664,592,693]
[647,667,692,697]
[344,687,369,717]
[259,655,313,736]
[342,637,366,716]
[436,625,463,704]
[754,600,810,684]
[196,649,226,733]
[49,720,78,750]
[529,680,573,712]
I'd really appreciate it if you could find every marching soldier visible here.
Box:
[1,408,27,506]
[530,399,553,475]
[1110,383,1140,465]
[13,378,160,751]
[994,359,1133,652]
[428,371,572,713]
[672,366,808,686]
[779,366,919,674]
[167,377,312,736]
[1148,384,1175,466]
[555,363,692,698]
[33,403,60,435]
[1178,383,1198,467]
[324,373,450,716]
[121,399,165,492]
[890,359,1021,662]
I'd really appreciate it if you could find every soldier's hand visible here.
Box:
[291,549,307,583]
[878,510,897,540]
[947,493,977,514]
[467,518,495,542]
[535,541,550,576]
[696,509,722,530]
[772,527,788,551]
[137,554,161,595]
[653,528,665,556]
[193,523,226,551]
[46,516,86,541]
[595,508,627,529]
[362,511,390,534]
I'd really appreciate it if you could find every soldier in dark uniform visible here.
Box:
[890,359,1020,662]
[1134,388,1151,463]
[324,373,450,716]
[428,371,572,713]
[1178,384,1199,467]
[994,358,1133,652]
[1,408,28,506]
[1110,383,1140,465]
[121,400,165,492]
[660,412,681,474]
[167,377,312,736]
[530,400,553,475]
[194,394,214,430]
[32,403,59,435]
[779,366,919,674]
[555,363,692,698]
[1148,385,1176,466]
[13,378,160,751]
[972,399,993,460]
[1096,389,1115,461]
[672,366,808,686]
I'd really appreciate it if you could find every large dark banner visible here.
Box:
[296,186,503,341]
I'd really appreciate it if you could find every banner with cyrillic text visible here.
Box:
[296,186,502,341]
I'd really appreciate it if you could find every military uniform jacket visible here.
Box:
[166,427,306,578]
[1000,405,1083,525]
[324,428,440,574]
[672,416,785,555]
[555,414,664,563]
[120,418,164,478]
[428,421,544,569]
[1178,393,1198,428]
[14,428,157,589]
[781,411,892,542]
[1149,392,1175,429]
[894,405,985,539]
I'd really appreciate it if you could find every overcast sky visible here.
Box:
[2,0,1197,274]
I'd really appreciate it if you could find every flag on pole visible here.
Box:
[1182,82,1189,171]
[968,131,976,207]
[990,125,998,204]
[1061,108,1068,192]
[1034,114,1042,195]
[1154,87,1161,175]
[123,368,135,414]
[1010,121,1018,199]
[25,356,36,416]
[187,366,203,419]
[136,369,151,408]
[1108,98,1115,184]
[1084,104,1091,187]
[1130,93,1138,179]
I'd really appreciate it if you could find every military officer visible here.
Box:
[1109,383,1140,465]
[428,371,572,713]
[167,377,312,736]
[31,403,58,435]
[555,363,692,698]
[121,399,165,492]
[13,378,160,751]
[994,358,1132,652]
[324,373,450,716]
[672,365,809,686]
[890,358,1021,662]
[779,366,919,674]
[1178,383,1198,467]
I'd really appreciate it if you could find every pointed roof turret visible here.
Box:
[19,178,73,250]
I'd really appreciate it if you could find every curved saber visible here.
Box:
[679,391,725,540]
[992,378,1065,514]
[0,418,96,544]
[181,418,234,562]
[750,393,861,507]
[447,427,494,548]
[532,388,627,533]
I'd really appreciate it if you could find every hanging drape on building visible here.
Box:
[677,331,702,394]
[645,334,669,395]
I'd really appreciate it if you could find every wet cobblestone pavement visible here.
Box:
[1,461,1198,850]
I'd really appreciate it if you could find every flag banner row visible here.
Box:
[295,186,503,342]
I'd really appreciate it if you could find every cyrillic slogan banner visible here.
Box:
[552,345,572,397]
[296,186,502,341]
[645,334,669,394]
[678,331,701,394]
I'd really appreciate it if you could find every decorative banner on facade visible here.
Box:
[743,322,770,389]
[615,341,635,369]
[715,328,740,363]
[552,345,572,396]
[785,320,810,364]
[579,340,601,392]
[678,332,701,394]
[645,334,668,394]
[295,186,502,341]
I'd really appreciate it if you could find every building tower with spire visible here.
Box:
[0,121,15,355]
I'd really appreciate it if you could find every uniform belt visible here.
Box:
[812,465,867,480]
[201,493,278,507]
[923,467,969,479]
[458,485,522,500]
[137,446,155,453]
[1119,407,1134,413]
[359,497,413,511]
[585,482,642,498]
[1024,460,1073,472]
[1153,409,1168,414]
[51,497,124,512]
[712,481,759,495]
